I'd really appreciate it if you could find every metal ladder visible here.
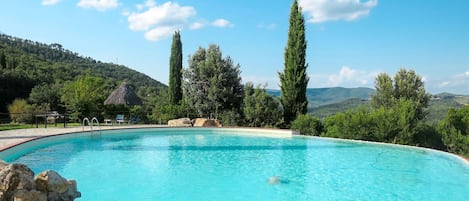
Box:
[82,117,102,135]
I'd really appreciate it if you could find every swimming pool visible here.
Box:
[1,128,468,201]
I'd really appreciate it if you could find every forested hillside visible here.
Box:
[0,33,165,112]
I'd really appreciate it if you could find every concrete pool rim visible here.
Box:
[0,127,467,167]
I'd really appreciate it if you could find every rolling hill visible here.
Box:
[268,87,375,108]
[0,33,166,112]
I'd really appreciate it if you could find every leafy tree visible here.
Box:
[60,76,107,121]
[168,31,183,105]
[28,83,63,112]
[371,68,430,120]
[183,45,243,117]
[291,114,323,136]
[279,0,309,126]
[243,83,283,127]
[437,106,469,156]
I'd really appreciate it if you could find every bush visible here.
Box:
[8,99,32,123]
[437,106,469,157]
[218,109,243,127]
[291,114,323,136]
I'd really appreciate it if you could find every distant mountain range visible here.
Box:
[269,87,469,122]
[268,87,375,108]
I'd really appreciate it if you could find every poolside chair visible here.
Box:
[116,114,126,124]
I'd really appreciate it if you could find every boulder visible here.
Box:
[35,170,81,201]
[0,163,36,200]
[0,161,80,201]
[168,118,192,127]
[192,118,222,127]
[14,189,47,201]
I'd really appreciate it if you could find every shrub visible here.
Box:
[437,106,469,157]
[8,99,32,123]
[291,114,323,136]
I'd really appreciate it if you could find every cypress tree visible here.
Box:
[0,52,6,69]
[168,31,183,105]
[279,0,309,126]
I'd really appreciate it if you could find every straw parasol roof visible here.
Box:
[104,82,143,106]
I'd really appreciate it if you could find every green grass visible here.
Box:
[0,123,82,131]
[0,123,36,131]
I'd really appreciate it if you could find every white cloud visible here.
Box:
[299,0,378,23]
[328,66,357,86]
[425,70,469,94]
[77,0,119,11]
[189,22,205,30]
[125,1,233,41]
[144,25,181,41]
[42,0,61,6]
[126,1,195,41]
[310,66,378,88]
[212,19,233,28]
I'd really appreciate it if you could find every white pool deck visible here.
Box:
[0,125,163,149]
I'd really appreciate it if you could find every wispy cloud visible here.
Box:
[77,0,119,11]
[257,23,277,30]
[125,0,232,41]
[212,19,234,28]
[189,22,206,30]
[310,66,378,88]
[41,0,61,6]
[426,70,469,94]
[299,0,378,23]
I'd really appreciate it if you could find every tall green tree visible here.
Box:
[279,0,309,126]
[61,76,107,121]
[371,68,430,120]
[183,45,243,117]
[168,31,183,105]
[0,51,6,69]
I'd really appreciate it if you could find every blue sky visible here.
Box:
[1,0,468,94]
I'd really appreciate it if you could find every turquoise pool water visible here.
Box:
[3,128,469,201]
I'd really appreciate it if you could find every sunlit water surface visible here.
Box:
[6,129,469,201]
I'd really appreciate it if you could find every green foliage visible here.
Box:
[169,31,183,105]
[147,89,192,124]
[218,109,244,127]
[183,45,243,117]
[309,98,370,118]
[60,76,107,122]
[279,0,309,125]
[28,83,63,111]
[7,99,32,123]
[0,51,6,69]
[243,83,283,128]
[437,106,469,156]
[291,114,323,136]
[0,33,165,113]
[371,68,430,121]
[324,107,376,141]
[324,99,431,145]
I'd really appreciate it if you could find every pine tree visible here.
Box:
[168,31,183,105]
[279,0,309,126]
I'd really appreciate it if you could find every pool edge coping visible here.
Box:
[296,135,469,166]
[1,127,468,167]
[0,127,298,154]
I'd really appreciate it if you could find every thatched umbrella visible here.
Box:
[104,83,143,106]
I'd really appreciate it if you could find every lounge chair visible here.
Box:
[116,114,126,124]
